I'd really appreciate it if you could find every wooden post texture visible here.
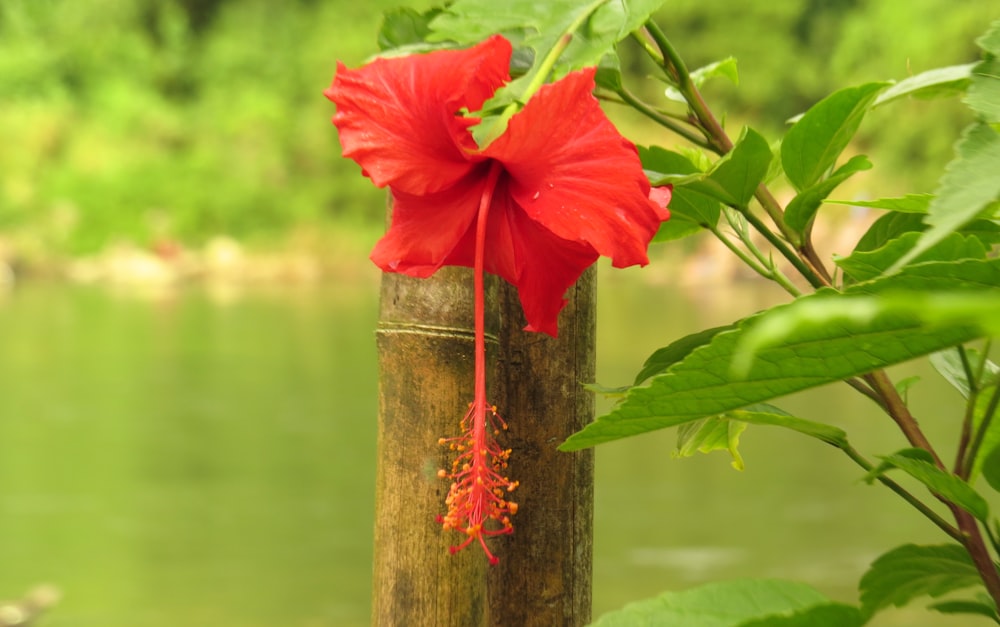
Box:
[489,267,596,626]
[372,265,499,626]
[372,201,596,624]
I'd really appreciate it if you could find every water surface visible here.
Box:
[0,273,992,626]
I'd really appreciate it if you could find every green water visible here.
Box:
[0,273,992,626]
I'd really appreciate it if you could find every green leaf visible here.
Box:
[969,58,1000,123]
[595,52,623,91]
[634,324,736,384]
[845,205,1000,257]
[781,82,889,192]
[695,57,739,85]
[929,346,999,400]
[673,405,849,470]
[931,345,1000,483]
[428,0,667,143]
[686,127,772,208]
[665,57,738,102]
[859,543,987,620]
[827,193,932,213]
[651,195,718,240]
[590,579,830,627]
[929,596,1000,622]
[639,146,722,235]
[653,216,703,242]
[737,603,863,627]
[852,210,927,254]
[835,232,987,283]
[967,20,1000,123]
[971,389,1000,482]
[429,0,666,87]
[983,443,1000,493]
[865,448,990,522]
[895,375,922,400]
[583,382,630,398]
[729,404,848,448]
[977,19,1000,57]
[640,145,701,177]
[962,220,1000,246]
[785,155,872,236]
[377,7,443,51]
[561,260,999,451]
[732,291,1000,379]
[874,63,975,107]
[888,122,1000,273]
[735,257,1000,361]
[675,416,748,470]
[930,348,974,399]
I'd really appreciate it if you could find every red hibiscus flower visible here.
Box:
[325,34,669,337]
[326,34,669,564]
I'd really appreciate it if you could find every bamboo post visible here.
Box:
[372,202,596,625]
[489,268,596,626]
[372,265,498,626]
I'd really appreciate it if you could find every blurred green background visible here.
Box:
[0,1,996,626]
[0,0,989,266]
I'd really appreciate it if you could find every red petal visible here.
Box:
[325,36,511,195]
[441,179,598,337]
[482,68,669,269]
[370,169,488,276]
[649,185,673,212]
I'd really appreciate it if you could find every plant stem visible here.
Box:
[709,228,768,275]
[845,377,886,408]
[951,505,1000,608]
[629,30,664,67]
[643,21,729,150]
[640,13,1000,611]
[959,344,979,395]
[740,209,826,290]
[962,382,1000,478]
[838,443,962,542]
[642,21,684,83]
[953,346,979,476]
[614,86,711,148]
[480,0,610,147]
[522,0,610,100]
[751,185,799,251]
[642,19,831,291]
[864,368,1000,607]
[863,370,945,466]
[716,211,803,296]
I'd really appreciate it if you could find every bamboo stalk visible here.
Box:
[372,263,499,626]
[488,268,596,626]
[372,195,595,623]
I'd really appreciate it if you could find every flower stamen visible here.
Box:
[435,161,517,564]
[437,401,518,565]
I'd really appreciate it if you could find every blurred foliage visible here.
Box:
[644,0,989,195]
[0,0,990,258]
[0,0,404,256]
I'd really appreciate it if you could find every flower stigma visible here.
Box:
[437,401,519,565]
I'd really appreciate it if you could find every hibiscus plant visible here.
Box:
[328,1,1000,624]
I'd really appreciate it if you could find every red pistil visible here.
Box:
[437,402,519,565]
[437,162,518,564]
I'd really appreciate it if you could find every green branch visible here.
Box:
[614,86,711,148]
[640,19,830,290]
[963,382,1000,479]
[838,443,963,543]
